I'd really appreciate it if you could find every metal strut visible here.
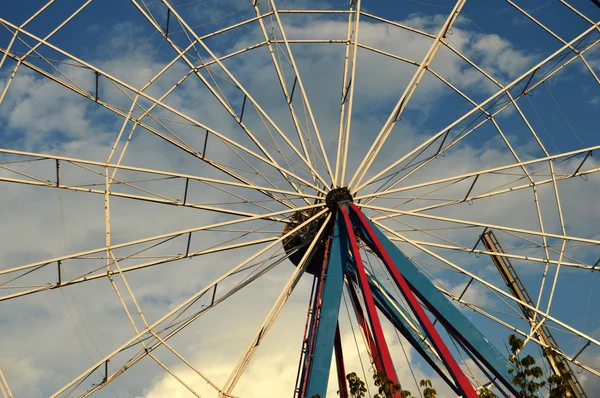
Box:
[299,225,348,398]
[482,230,587,398]
[348,204,518,395]
[339,206,400,394]
[296,203,521,397]
[347,204,477,398]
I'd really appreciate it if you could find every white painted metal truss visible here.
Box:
[0,0,599,396]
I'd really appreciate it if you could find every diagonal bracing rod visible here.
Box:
[348,204,478,397]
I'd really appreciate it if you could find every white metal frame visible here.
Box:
[1,0,599,396]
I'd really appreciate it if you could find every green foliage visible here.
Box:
[546,372,571,398]
[477,335,580,398]
[343,372,442,398]
[347,372,367,398]
[543,352,573,398]
[477,388,496,398]
[373,372,402,398]
[420,379,437,398]
[507,334,546,397]
[344,371,407,398]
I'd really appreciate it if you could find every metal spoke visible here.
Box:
[73,245,297,398]
[0,0,93,104]
[363,204,600,246]
[0,150,319,198]
[256,1,335,184]
[0,19,325,200]
[506,0,600,85]
[129,0,329,195]
[385,236,593,270]
[0,369,13,398]
[223,212,332,395]
[50,207,327,397]
[348,0,467,191]
[0,0,54,70]
[0,235,280,302]
[355,144,600,201]
[335,0,361,187]
[357,33,600,201]
[0,203,323,280]
[352,21,600,194]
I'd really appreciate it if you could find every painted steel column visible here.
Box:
[305,215,347,397]
[345,266,459,394]
[297,279,321,397]
[334,324,349,398]
[365,272,460,395]
[339,205,400,396]
[346,279,382,372]
[349,203,516,396]
[349,204,477,398]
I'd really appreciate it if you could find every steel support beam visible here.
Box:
[304,217,347,398]
[348,204,476,397]
[339,206,400,396]
[366,272,460,395]
[349,203,516,396]
[334,324,348,398]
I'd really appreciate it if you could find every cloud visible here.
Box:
[1,3,599,398]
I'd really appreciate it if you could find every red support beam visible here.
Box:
[350,203,477,398]
[347,281,382,373]
[339,206,400,397]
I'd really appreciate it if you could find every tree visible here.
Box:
[477,388,496,398]
[420,379,437,398]
[507,334,546,397]
[347,372,367,398]
[372,372,402,398]
[544,356,572,398]
[476,335,580,398]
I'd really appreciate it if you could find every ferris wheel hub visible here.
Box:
[325,187,353,210]
[282,207,328,275]
[282,187,353,275]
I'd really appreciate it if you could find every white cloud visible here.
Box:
[1,4,599,398]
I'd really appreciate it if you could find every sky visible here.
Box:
[1,0,600,397]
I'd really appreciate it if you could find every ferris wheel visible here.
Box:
[1,0,600,397]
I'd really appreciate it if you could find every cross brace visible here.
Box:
[296,204,517,397]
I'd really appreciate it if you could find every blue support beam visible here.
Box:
[367,273,460,395]
[344,263,458,394]
[348,206,517,395]
[305,215,347,397]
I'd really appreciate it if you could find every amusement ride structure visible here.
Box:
[1,0,600,397]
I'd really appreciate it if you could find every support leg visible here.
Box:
[334,324,348,398]
[339,206,400,397]
[350,203,514,396]
[349,204,477,398]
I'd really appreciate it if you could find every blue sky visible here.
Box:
[1,1,600,397]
